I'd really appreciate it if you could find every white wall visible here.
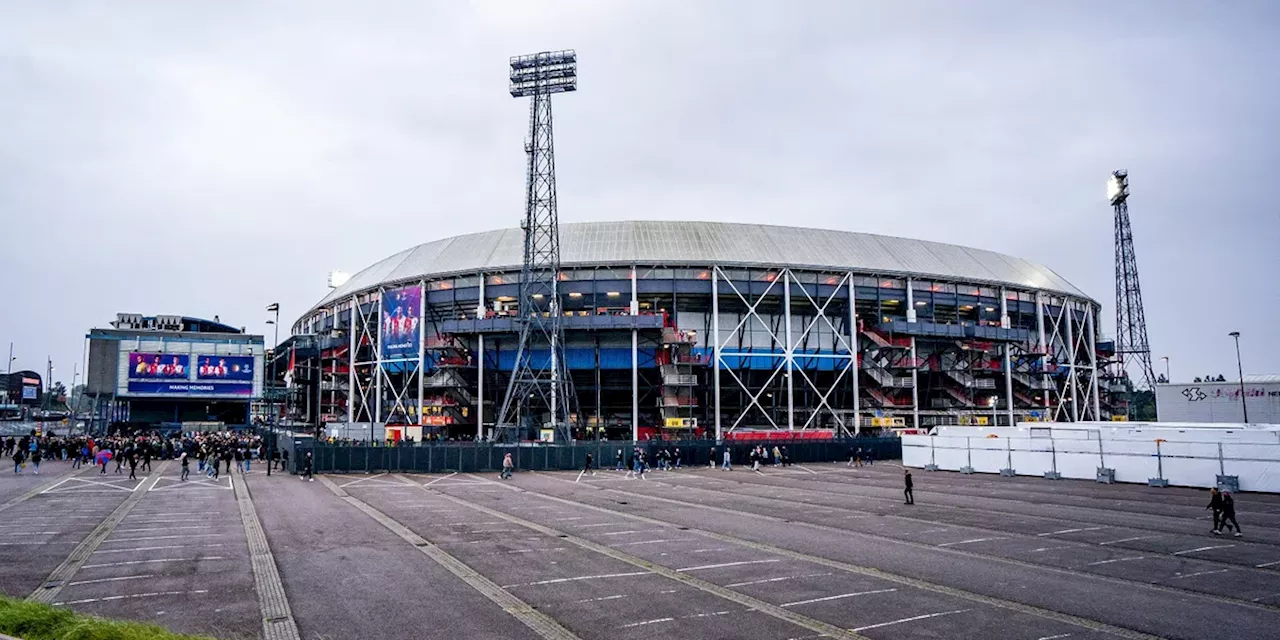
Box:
[1157,381,1280,424]
[905,424,1280,493]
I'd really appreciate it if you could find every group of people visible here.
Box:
[5,430,316,481]
[846,446,876,467]
[1206,487,1243,536]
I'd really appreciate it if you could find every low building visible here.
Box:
[85,313,264,432]
[1156,375,1280,424]
[0,370,43,419]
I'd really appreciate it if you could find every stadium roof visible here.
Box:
[312,221,1090,310]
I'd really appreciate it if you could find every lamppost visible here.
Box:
[5,342,14,406]
[1228,332,1248,423]
[266,303,281,475]
[1160,356,1170,382]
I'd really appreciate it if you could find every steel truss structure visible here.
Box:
[497,49,581,442]
[1110,170,1157,415]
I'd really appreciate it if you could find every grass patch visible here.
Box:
[0,595,215,640]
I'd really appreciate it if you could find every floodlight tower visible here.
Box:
[1108,170,1157,416]
[495,50,581,443]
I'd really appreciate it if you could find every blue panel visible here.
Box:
[673,280,712,295]
[486,284,519,299]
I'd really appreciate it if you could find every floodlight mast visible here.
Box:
[495,50,581,443]
[1110,170,1157,418]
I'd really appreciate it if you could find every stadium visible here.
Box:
[283,220,1110,442]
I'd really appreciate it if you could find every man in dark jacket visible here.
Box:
[1216,491,1242,537]
[1206,487,1224,533]
[903,468,914,505]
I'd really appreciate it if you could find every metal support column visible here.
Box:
[416,281,425,435]
[1087,305,1102,421]
[906,279,919,429]
[347,296,356,426]
[631,266,639,441]
[848,273,860,437]
[477,334,485,440]
[1065,302,1080,422]
[374,290,383,432]
[783,270,794,431]
[1036,292,1050,414]
[712,267,722,442]
[1001,289,1014,426]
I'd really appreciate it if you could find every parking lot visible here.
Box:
[2,459,1279,639]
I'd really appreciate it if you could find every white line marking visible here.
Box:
[1029,545,1078,553]
[677,559,780,572]
[1037,526,1106,537]
[1172,544,1234,556]
[102,533,224,543]
[937,537,1007,547]
[1170,569,1231,580]
[81,557,227,569]
[795,465,819,475]
[853,609,971,632]
[469,528,518,533]
[622,617,675,628]
[1098,535,1163,546]
[114,526,207,534]
[2,531,65,535]
[503,571,650,588]
[573,594,625,603]
[612,539,683,547]
[54,589,209,606]
[576,522,625,528]
[1036,634,1073,640]
[690,547,729,554]
[93,544,224,555]
[1255,560,1280,568]
[1086,556,1147,566]
[725,572,835,588]
[67,574,156,586]
[503,548,567,554]
[423,472,459,486]
[601,529,667,536]
[781,588,897,607]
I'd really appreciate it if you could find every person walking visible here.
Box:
[500,452,514,480]
[1206,487,1224,533]
[1217,491,1242,537]
[709,446,717,469]
[180,451,190,481]
[13,448,24,474]
[281,448,290,473]
[903,468,914,505]
[673,447,682,469]
[30,448,41,475]
[846,446,856,467]
[140,445,152,472]
[615,448,624,471]
[127,453,138,481]
[301,451,314,482]
[722,447,732,471]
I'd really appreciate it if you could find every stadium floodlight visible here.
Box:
[1107,170,1128,204]
[509,50,577,97]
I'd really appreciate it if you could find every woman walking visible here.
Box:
[500,453,514,480]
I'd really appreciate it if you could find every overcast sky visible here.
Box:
[1,1,1276,390]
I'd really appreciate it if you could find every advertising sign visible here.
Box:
[380,286,421,360]
[21,386,36,400]
[128,353,190,379]
[126,381,254,396]
[196,355,255,381]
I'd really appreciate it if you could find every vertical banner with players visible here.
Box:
[380,285,422,360]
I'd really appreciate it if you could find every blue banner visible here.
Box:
[380,286,421,360]
[127,381,254,396]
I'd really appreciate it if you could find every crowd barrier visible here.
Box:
[903,433,1280,492]
[289,437,901,475]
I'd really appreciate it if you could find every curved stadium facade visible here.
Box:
[288,221,1110,441]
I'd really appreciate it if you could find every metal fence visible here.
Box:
[290,437,901,475]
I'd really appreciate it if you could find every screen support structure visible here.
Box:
[496,50,581,443]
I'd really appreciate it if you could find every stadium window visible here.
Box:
[595,267,629,280]
[454,275,480,288]
[958,285,980,296]
[485,274,507,285]
[879,277,904,289]
[673,268,704,280]
[979,287,996,298]
[911,280,932,291]
[644,268,675,280]
[427,279,453,291]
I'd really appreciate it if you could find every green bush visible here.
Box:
[0,596,214,640]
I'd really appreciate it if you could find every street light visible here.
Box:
[1160,356,1170,382]
[266,303,281,475]
[1228,332,1248,423]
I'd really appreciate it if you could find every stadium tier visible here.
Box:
[281,221,1111,441]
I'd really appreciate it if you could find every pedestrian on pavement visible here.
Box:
[127,453,138,481]
[722,448,732,471]
[13,449,24,474]
[301,451,314,482]
[577,452,595,482]
[180,451,190,481]
[281,448,290,473]
[1216,491,1242,537]
[673,447,682,469]
[1206,487,1224,533]
[709,447,717,469]
[847,446,856,467]
[615,448,624,471]
[903,468,914,505]
[141,446,152,472]
[30,448,41,475]
[500,452,514,480]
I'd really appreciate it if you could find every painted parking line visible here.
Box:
[1037,526,1107,537]
[1086,556,1147,566]
[54,589,209,606]
[1172,545,1234,556]
[93,544,225,555]
[725,573,834,588]
[677,559,780,572]
[101,533,225,543]
[81,556,227,569]
[612,539,686,547]
[852,609,971,632]
[1098,535,1163,546]
[573,594,625,604]
[1255,560,1280,568]
[937,537,1007,547]
[423,472,458,486]
[503,571,650,588]
[1169,569,1231,580]
[67,574,156,586]
[781,589,897,607]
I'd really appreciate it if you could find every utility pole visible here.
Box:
[496,50,581,443]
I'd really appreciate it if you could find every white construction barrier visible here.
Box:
[904,422,1280,493]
